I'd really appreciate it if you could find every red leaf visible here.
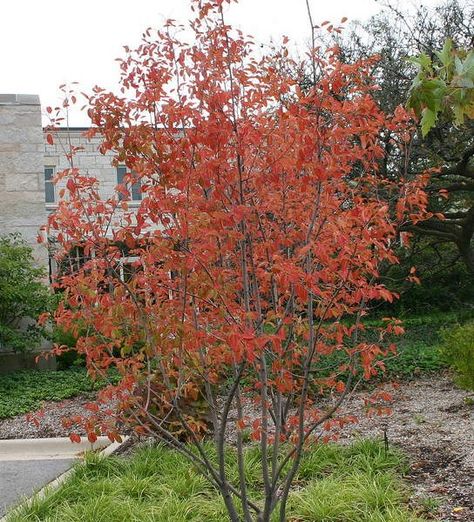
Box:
[69,433,81,444]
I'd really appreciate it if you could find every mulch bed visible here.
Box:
[0,395,96,440]
[336,375,474,521]
[0,374,472,521]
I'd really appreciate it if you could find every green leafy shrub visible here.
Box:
[52,326,85,370]
[440,321,474,390]
[0,234,55,352]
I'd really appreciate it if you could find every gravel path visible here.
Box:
[336,375,474,521]
[0,374,472,520]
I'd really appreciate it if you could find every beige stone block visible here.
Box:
[4,172,41,192]
[0,111,16,125]
[0,142,20,152]
[5,152,42,173]
[18,142,44,153]
[1,126,43,144]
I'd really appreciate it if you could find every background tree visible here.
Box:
[44,1,428,520]
[0,234,53,352]
[320,0,474,311]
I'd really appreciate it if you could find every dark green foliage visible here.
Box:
[7,440,424,522]
[52,327,85,370]
[0,234,55,352]
[440,320,474,390]
[381,241,474,316]
[377,312,466,378]
[0,369,117,419]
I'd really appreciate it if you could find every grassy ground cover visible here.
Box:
[357,314,450,380]
[316,310,474,382]
[373,310,473,378]
[6,439,426,522]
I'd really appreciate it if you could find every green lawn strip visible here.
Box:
[7,439,427,522]
[0,369,116,420]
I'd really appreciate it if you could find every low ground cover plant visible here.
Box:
[382,313,461,379]
[0,369,114,420]
[380,311,474,380]
[6,439,426,522]
[359,311,473,379]
[299,311,471,383]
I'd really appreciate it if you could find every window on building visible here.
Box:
[44,166,55,204]
[56,245,90,277]
[116,256,140,283]
[116,166,142,202]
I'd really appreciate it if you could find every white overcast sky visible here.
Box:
[0,0,440,125]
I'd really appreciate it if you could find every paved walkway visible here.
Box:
[0,459,73,517]
[0,437,112,519]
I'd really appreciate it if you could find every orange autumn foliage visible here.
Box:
[41,1,429,520]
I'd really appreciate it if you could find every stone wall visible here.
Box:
[0,95,52,360]
[44,129,149,245]
[0,94,49,267]
[44,130,118,203]
[0,352,56,374]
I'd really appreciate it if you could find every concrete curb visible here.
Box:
[0,436,112,461]
[0,436,128,521]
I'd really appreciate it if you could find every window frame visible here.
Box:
[116,165,142,203]
[44,165,56,204]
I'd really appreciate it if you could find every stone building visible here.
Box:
[0,94,49,267]
[0,94,136,367]
[0,93,140,277]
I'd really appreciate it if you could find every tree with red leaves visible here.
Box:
[42,1,429,520]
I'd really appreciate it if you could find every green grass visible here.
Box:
[6,439,426,522]
[0,369,116,420]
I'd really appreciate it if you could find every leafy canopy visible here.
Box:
[42,1,429,520]
[408,38,474,136]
